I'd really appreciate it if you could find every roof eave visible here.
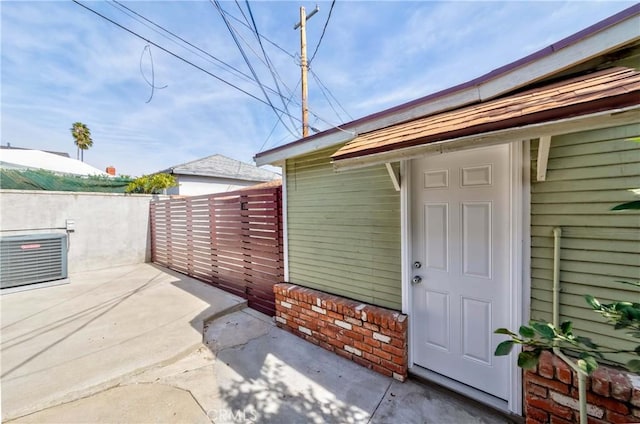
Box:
[331,105,640,172]
[254,5,639,166]
[171,169,275,181]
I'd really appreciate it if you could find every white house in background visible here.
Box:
[161,154,280,196]
[0,148,107,176]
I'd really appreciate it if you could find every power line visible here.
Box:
[245,0,299,135]
[259,78,302,152]
[310,68,353,121]
[139,44,168,103]
[76,0,353,146]
[209,6,299,107]
[234,0,252,27]
[110,1,257,90]
[113,0,301,118]
[310,71,343,123]
[306,106,356,138]
[109,0,295,112]
[72,0,302,124]
[309,0,335,65]
[220,5,296,59]
[211,0,298,137]
[219,2,296,102]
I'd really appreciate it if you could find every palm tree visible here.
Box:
[70,122,93,162]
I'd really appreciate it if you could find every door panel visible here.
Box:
[462,297,492,364]
[411,144,511,400]
[424,203,448,271]
[462,202,492,278]
[424,290,450,351]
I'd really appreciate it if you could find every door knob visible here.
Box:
[412,276,423,285]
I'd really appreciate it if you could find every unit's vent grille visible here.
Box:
[0,234,68,289]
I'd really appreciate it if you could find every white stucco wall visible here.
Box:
[167,175,259,196]
[0,190,162,273]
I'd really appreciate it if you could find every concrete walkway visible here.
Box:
[2,264,514,423]
[1,263,245,421]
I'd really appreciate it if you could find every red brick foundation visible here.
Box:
[524,350,640,423]
[273,283,408,381]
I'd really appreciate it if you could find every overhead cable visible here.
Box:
[110,1,259,90]
[139,44,168,103]
[212,0,298,137]
[310,68,353,121]
[259,78,302,152]
[72,0,302,124]
[245,0,299,135]
[113,0,297,111]
[221,5,296,59]
[309,0,335,64]
[234,0,252,26]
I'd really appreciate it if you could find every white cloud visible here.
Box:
[1,0,636,176]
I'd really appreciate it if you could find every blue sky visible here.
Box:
[1,1,635,176]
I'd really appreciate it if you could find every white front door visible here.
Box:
[411,144,511,400]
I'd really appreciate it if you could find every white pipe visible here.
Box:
[552,227,588,424]
[552,227,561,328]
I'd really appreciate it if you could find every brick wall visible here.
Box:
[273,283,408,381]
[525,350,640,423]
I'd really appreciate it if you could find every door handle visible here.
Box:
[412,276,422,285]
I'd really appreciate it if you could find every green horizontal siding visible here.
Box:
[286,146,401,310]
[530,123,640,366]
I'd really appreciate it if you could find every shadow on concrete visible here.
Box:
[156,263,388,422]
[1,266,152,332]
[216,353,368,424]
[199,307,390,424]
[1,263,246,421]
[1,269,165,379]
[148,263,248,329]
[148,263,514,423]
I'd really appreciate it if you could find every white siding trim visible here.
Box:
[282,163,290,281]
[519,140,532,414]
[508,140,526,415]
[477,16,640,100]
[401,160,413,364]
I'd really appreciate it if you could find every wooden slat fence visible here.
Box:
[150,186,283,315]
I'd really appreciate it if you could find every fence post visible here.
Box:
[149,201,157,263]
[276,186,284,281]
[240,192,251,302]
[208,195,219,286]
[186,197,194,277]
[165,200,173,268]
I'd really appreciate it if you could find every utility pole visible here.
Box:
[294,5,319,138]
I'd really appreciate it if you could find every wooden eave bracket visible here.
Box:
[537,135,552,182]
[385,162,401,191]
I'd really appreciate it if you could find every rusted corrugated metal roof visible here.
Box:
[331,67,640,161]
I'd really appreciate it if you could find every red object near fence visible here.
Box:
[149,186,283,316]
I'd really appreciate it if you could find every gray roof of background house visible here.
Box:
[161,154,280,182]
[1,145,70,158]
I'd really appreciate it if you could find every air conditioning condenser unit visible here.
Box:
[0,234,68,289]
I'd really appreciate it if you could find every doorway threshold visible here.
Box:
[409,365,519,420]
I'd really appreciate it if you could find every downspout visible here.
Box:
[552,227,588,424]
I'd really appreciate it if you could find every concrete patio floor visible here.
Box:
[1,263,515,423]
